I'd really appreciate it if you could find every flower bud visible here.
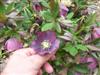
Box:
[92,27,100,39]
[32,3,42,12]
[59,3,69,17]
[80,57,97,71]
[5,38,23,52]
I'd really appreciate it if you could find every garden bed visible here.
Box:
[0,0,100,75]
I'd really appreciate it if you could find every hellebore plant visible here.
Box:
[30,30,60,55]
[0,0,100,75]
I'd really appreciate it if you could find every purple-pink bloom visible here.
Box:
[87,57,97,71]
[5,38,23,52]
[92,27,100,39]
[32,3,42,12]
[30,30,60,55]
[59,3,69,17]
[80,57,97,71]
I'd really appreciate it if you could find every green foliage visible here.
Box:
[40,0,50,8]
[85,13,96,26]
[0,1,6,14]
[40,10,53,20]
[41,23,54,31]
[64,43,88,56]
[55,23,62,33]
[0,0,99,74]
[74,0,87,9]
[75,13,96,35]
[73,64,89,73]
[76,44,88,51]
[49,0,59,19]
[67,70,74,75]
[64,43,78,56]
[67,12,74,19]
[6,3,15,14]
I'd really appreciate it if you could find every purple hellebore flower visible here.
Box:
[5,38,23,52]
[59,3,69,17]
[30,30,60,55]
[92,27,100,39]
[80,57,97,71]
[32,3,42,12]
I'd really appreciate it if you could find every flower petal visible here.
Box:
[49,39,60,53]
[37,31,56,43]
[5,38,23,52]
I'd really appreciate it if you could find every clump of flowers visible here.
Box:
[0,0,100,75]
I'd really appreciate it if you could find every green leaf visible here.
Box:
[73,64,89,74]
[23,10,28,18]
[76,44,88,51]
[85,13,96,26]
[49,0,59,18]
[69,47,78,56]
[41,23,54,31]
[40,10,52,20]
[25,8,32,17]
[56,23,61,33]
[41,0,50,8]
[96,22,100,26]
[0,1,6,13]
[63,43,71,52]
[64,43,78,56]
[0,50,2,58]
[67,12,74,19]
[6,3,15,14]
[67,70,74,75]
[74,0,87,9]
[97,63,100,75]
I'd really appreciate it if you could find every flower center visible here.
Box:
[41,40,51,49]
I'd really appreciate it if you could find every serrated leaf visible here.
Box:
[85,13,96,26]
[74,64,89,73]
[67,12,74,19]
[69,47,78,56]
[76,44,88,51]
[41,23,54,31]
[63,43,72,52]
[40,10,52,20]
[41,0,49,8]
[64,43,78,56]
[56,23,61,33]
[6,3,14,14]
